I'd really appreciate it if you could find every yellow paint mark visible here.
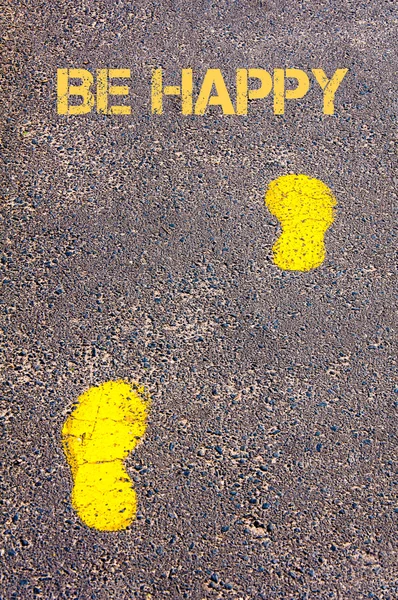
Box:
[265,174,336,271]
[62,380,150,531]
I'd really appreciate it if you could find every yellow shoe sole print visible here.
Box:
[62,380,151,532]
[265,174,337,272]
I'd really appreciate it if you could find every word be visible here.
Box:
[57,67,348,116]
[57,69,131,115]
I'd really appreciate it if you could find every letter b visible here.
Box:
[57,69,95,115]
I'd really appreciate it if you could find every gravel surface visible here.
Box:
[1,1,397,598]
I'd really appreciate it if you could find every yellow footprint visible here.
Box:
[265,174,336,271]
[62,380,150,531]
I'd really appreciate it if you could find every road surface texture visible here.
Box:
[1,1,397,598]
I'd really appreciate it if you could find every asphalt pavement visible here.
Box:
[1,1,397,598]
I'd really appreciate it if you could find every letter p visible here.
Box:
[273,68,310,115]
